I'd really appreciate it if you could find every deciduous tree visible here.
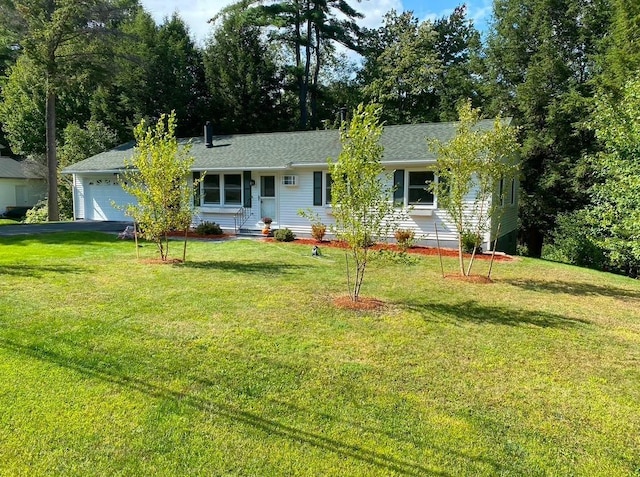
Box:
[329,103,396,301]
[587,77,640,276]
[121,112,196,262]
[429,100,519,276]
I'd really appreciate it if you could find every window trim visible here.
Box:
[404,169,437,208]
[324,172,333,206]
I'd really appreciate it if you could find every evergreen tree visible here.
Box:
[484,0,610,256]
[204,4,285,133]
[0,0,136,220]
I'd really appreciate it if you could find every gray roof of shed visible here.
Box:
[63,119,505,173]
[0,157,46,179]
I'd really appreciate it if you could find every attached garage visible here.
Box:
[80,176,133,221]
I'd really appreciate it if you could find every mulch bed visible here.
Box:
[165,232,513,263]
[282,238,513,262]
[332,296,386,311]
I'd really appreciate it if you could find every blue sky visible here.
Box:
[140,0,493,46]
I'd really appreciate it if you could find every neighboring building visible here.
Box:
[62,121,519,253]
[0,146,47,216]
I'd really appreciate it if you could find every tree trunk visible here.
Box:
[310,21,321,129]
[293,3,307,130]
[458,233,465,276]
[300,7,313,130]
[46,89,59,221]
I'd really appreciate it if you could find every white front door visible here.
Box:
[260,175,276,222]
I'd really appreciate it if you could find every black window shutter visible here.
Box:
[243,171,252,208]
[193,171,201,206]
[313,171,322,206]
[393,169,404,206]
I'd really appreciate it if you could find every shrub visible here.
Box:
[311,223,326,241]
[23,201,49,223]
[394,228,415,251]
[195,221,223,235]
[274,228,295,242]
[543,211,607,270]
[461,230,482,254]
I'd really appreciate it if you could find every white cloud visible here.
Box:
[358,0,403,29]
[140,0,235,45]
[140,0,402,45]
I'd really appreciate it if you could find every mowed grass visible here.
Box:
[0,232,639,476]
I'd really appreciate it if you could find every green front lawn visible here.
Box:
[0,233,638,475]
[0,218,18,225]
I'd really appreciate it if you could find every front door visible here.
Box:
[260,175,276,222]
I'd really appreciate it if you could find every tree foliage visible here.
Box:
[58,119,118,218]
[121,112,196,262]
[585,77,640,276]
[0,0,135,220]
[359,7,483,124]
[218,0,363,130]
[484,0,610,257]
[204,4,285,133]
[595,0,640,95]
[90,9,209,141]
[429,100,519,276]
[329,103,396,301]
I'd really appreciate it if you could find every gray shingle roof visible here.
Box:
[62,119,506,173]
[0,157,46,179]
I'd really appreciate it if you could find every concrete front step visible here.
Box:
[237,228,273,237]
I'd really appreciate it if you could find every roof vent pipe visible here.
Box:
[204,121,213,148]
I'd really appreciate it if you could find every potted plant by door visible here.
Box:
[262,217,272,235]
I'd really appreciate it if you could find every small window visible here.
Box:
[499,177,505,206]
[408,171,434,206]
[282,175,298,186]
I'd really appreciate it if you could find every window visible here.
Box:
[282,175,298,186]
[325,173,333,205]
[393,169,437,207]
[312,171,333,205]
[202,173,242,206]
[499,176,505,206]
[224,174,242,205]
[408,171,434,206]
[510,178,516,205]
[203,174,220,204]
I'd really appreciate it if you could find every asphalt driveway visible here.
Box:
[0,221,133,237]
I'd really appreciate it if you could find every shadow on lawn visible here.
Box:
[182,260,306,275]
[0,337,457,476]
[0,264,79,277]
[404,300,590,328]
[0,231,120,247]
[503,278,640,301]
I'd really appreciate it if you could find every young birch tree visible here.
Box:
[330,103,396,301]
[121,111,196,262]
[429,100,519,276]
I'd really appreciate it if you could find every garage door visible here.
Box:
[84,177,134,221]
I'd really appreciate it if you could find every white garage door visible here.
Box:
[84,177,135,221]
